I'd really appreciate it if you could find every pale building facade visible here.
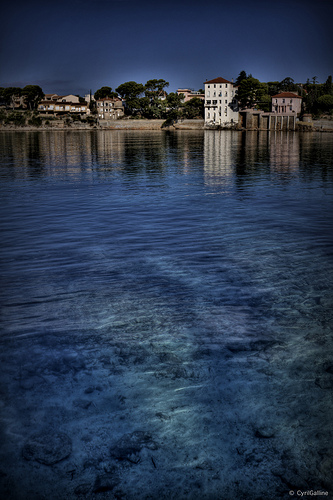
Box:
[271,92,302,115]
[204,77,239,126]
[38,94,88,115]
[96,97,124,119]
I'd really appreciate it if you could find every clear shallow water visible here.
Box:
[0,130,332,499]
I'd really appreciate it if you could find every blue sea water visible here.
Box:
[0,130,332,499]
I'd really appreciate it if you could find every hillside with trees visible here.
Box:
[235,71,333,116]
[1,73,332,128]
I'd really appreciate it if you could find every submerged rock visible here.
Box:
[74,483,91,496]
[110,431,158,464]
[93,470,120,493]
[22,430,72,465]
[315,378,333,390]
[255,426,275,439]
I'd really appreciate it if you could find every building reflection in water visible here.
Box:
[204,130,301,192]
[1,129,304,186]
[203,130,241,192]
[269,131,300,173]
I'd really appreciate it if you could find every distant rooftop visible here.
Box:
[271,92,302,98]
[204,77,233,85]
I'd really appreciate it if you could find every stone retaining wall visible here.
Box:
[99,119,205,130]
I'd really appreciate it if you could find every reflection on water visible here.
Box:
[0,130,333,499]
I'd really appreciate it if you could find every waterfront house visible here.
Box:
[38,94,88,115]
[204,77,239,126]
[271,92,302,115]
[96,97,124,120]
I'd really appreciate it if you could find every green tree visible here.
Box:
[139,79,169,118]
[166,92,183,109]
[115,81,145,115]
[182,97,204,118]
[235,70,247,86]
[144,79,169,101]
[5,111,26,126]
[22,85,44,110]
[94,86,118,100]
[2,87,22,109]
[279,77,296,92]
[323,75,333,95]
[316,94,333,113]
[237,77,267,109]
[267,81,280,96]
[256,94,271,112]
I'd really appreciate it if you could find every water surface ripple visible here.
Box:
[0,130,332,499]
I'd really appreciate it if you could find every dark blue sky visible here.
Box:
[1,0,332,96]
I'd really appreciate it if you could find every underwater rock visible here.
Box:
[19,374,45,390]
[315,378,333,390]
[110,431,158,464]
[22,430,72,465]
[74,483,91,495]
[227,340,277,354]
[93,470,120,493]
[255,427,275,439]
[73,398,92,409]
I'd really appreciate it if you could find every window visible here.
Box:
[282,99,285,103]
[207,91,210,97]
[219,92,222,96]
[225,100,228,104]
[225,84,228,88]
[207,112,210,118]
[212,100,217,105]
[213,92,216,97]
[289,106,292,111]
[290,99,292,103]
[214,84,216,88]
[206,100,211,105]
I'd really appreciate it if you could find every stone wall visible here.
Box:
[240,111,297,131]
[99,119,204,130]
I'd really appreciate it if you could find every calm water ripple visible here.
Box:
[0,130,332,499]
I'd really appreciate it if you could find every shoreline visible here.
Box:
[0,117,333,132]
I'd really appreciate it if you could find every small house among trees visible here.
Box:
[96,97,124,120]
[271,92,302,115]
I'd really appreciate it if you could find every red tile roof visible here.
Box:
[271,92,302,99]
[204,77,233,84]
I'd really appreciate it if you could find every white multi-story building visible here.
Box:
[204,77,239,126]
